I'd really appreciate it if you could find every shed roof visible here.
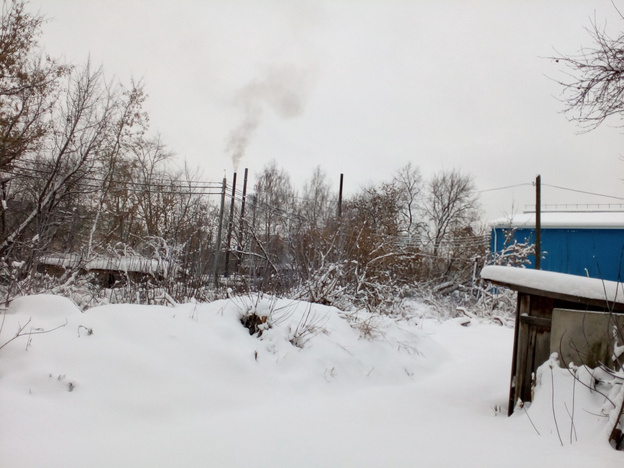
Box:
[489,211,624,229]
[481,265,624,310]
[39,254,170,275]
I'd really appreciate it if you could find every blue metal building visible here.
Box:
[490,211,624,282]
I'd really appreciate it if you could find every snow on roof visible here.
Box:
[39,254,170,274]
[481,265,624,306]
[489,211,624,229]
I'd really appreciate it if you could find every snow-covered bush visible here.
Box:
[491,228,535,268]
[231,293,330,348]
[233,293,274,336]
[294,261,346,306]
[407,279,515,324]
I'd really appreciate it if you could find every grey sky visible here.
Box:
[31,0,624,220]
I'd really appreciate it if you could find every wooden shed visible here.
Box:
[38,254,173,287]
[480,265,624,417]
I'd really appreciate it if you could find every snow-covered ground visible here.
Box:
[1,294,623,467]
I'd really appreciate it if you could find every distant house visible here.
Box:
[490,211,624,282]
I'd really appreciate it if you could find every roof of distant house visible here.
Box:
[489,211,624,229]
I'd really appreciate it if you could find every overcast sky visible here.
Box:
[30,0,624,220]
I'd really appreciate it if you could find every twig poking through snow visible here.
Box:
[0,317,68,352]
[519,399,541,436]
[550,363,564,446]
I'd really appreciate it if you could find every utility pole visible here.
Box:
[239,168,249,232]
[212,176,227,287]
[250,194,257,283]
[535,174,541,270]
[337,173,344,219]
[224,172,237,277]
[235,168,248,273]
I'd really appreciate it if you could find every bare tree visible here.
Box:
[86,81,148,257]
[424,169,480,258]
[0,62,118,255]
[0,0,68,170]
[338,182,423,306]
[244,161,295,287]
[252,160,294,245]
[0,1,223,303]
[0,1,68,240]
[286,166,334,285]
[553,15,624,130]
[132,136,175,239]
[301,166,332,230]
[393,162,423,239]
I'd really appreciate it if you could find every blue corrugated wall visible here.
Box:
[491,227,624,282]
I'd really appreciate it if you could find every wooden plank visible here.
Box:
[514,294,531,409]
[508,292,521,416]
[509,293,556,414]
[519,315,551,327]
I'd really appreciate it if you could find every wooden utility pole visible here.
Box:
[535,174,541,270]
[212,176,227,287]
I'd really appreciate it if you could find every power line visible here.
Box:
[2,164,224,195]
[6,161,223,188]
[542,183,624,201]
[474,180,624,204]
[477,183,533,193]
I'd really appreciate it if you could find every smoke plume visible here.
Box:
[226,63,316,170]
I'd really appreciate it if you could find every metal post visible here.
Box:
[239,168,249,230]
[224,172,237,277]
[249,194,257,283]
[535,174,541,270]
[235,168,249,272]
[212,176,227,287]
[337,173,344,219]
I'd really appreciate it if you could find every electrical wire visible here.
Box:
[542,183,624,201]
[477,183,533,193]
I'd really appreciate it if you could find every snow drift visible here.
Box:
[0,294,622,467]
